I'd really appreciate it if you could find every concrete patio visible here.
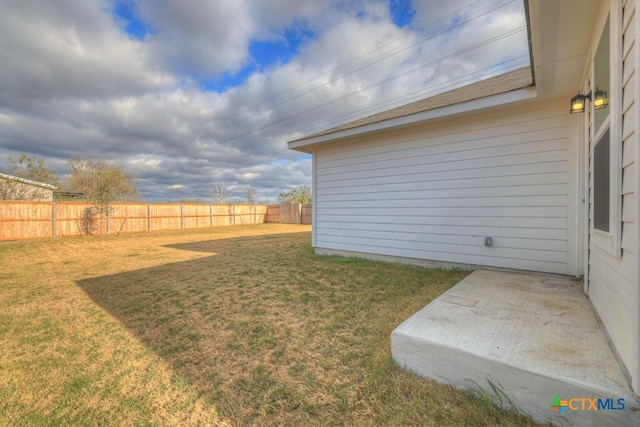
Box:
[391,270,640,425]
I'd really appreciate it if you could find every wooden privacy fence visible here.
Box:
[278,203,312,224]
[0,201,298,241]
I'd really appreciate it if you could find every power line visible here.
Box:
[234,57,531,163]
[180,0,518,150]
[190,26,526,161]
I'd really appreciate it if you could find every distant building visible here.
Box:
[0,172,56,201]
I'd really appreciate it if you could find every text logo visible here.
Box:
[551,396,625,415]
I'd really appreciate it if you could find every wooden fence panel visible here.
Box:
[148,204,181,231]
[266,204,280,223]
[301,203,312,225]
[211,204,233,226]
[182,204,211,229]
[234,205,254,225]
[279,202,301,224]
[254,205,267,224]
[109,203,148,235]
[0,201,52,240]
[55,203,107,237]
[0,201,310,241]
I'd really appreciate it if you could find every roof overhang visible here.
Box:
[288,0,602,153]
[0,172,56,190]
[528,0,602,99]
[288,86,537,152]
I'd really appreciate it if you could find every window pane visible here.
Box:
[594,129,610,232]
[594,16,610,134]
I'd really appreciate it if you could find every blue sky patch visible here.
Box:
[250,27,312,69]
[113,1,150,40]
[200,69,256,93]
[201,27,314,93]
[390,0,415,28]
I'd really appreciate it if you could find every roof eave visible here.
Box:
[289,85,538,151]
[0,172,57,190]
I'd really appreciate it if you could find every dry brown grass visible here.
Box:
[0,224,538,426]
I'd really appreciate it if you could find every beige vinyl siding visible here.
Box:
[314,99,572,274]
[588,0,638,390]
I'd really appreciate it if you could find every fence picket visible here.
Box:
[0,201,297,241]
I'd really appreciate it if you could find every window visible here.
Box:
[592,14,611,234]
[593,129,610,232]
[593,17,610,134]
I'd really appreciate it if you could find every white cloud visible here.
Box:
[0,0,529,202]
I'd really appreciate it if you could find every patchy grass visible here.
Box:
[0,224,538,426]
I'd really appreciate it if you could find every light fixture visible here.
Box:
[570,92,591,114]
[593,88,608,110]
[570,88,609,114]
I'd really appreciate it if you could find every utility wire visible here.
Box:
[191,26,526,161]
[229,56,531,163]
[180,0,518,150]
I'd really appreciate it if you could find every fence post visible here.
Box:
[51,201,55,239]
[180,204,184,230]
[147,203,151,232]
[210,204,213,228]
[233,205,236,225]
[106,202,110,235]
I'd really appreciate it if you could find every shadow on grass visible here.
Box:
[78,231,376,424]
[76,230,522,425]
[77,233,315,418]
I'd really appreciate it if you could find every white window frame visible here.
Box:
[589,3,623,257]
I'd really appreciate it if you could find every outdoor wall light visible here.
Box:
[593,88,608,110]
[570,88,608,114]
[570,92,591,114]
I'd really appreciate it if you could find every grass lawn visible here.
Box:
[0,224,537,426]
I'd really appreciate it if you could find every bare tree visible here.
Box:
[65,159,140,235]
[66,159,140,204]
[246,186,255,204]
[213,183,234,204]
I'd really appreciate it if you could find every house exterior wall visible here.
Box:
[0,177,54,201]
[587,0,640,392]
[313,98,576,275]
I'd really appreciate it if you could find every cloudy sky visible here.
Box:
[0,0,529,202]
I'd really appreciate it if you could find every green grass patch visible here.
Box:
[0,224,540,425]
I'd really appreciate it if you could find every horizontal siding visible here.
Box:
[316,184,569,201]
[316,222,567,240]
[315,240,567,274]
[622,220,637,252]
[319,114,567,165]
[314,100,571,274]
[623,125,636,167]
[318,173,568,195]
[317,228,567,252]
[589,246,636,379]
[588,0,638,393]
[318,128,568,170]
[319,154,567,184]
[622,162,637,193]
[318,195,568,208]
[318,214,566,229]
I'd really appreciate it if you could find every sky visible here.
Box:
[0,0,529,202]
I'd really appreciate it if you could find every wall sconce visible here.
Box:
[570,88,608,114]
[593,88,608,110]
